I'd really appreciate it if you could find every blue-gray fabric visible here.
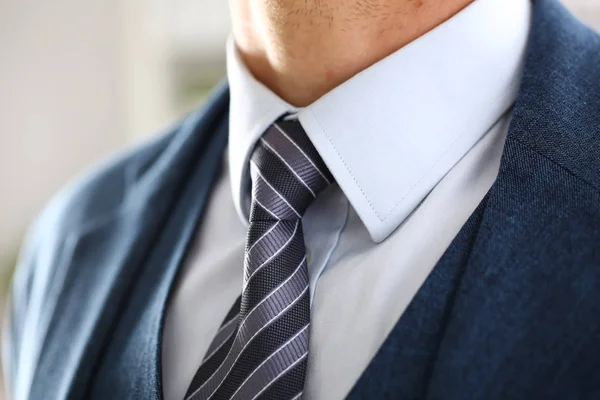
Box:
[184,119,332,400]
[5,1,600,399]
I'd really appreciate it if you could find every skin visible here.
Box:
[230,0,474,107]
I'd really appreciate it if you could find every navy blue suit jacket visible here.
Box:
[5,1,600,398]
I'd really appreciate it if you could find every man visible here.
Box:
[4,0,600,398]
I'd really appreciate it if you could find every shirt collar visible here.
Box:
[227,0,532,242]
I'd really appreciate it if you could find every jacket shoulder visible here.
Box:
[53,129,176,235]
[511,0,600,191]
[3,126,177,391]
[4,81,230,396]
[18,123,179,297]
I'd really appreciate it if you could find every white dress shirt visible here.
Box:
[162,0,532,399]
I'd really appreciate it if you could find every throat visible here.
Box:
[231,0,474,107]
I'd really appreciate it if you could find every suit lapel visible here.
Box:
[348,0,600,398]
[86,116,229,400]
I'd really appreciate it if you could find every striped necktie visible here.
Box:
[184,117,334,400]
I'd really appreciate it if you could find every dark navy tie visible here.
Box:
[184,117,334,400]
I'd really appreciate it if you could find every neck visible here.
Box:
[230,0,473,107]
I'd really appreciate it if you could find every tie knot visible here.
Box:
[249,118,334,222]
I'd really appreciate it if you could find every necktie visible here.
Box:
[184,117,334,400]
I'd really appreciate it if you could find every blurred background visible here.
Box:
[0,0,599,397]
